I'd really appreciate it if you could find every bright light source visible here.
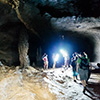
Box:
[60,49,68,57]
[54,54,59,62]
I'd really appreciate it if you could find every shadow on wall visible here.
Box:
[89,26,100,30]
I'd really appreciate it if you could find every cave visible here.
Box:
[0,0,100,67]
[0,0,100,100]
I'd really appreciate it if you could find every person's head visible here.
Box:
[43,53,46,56]
[43,53,47,57]
[75,52,78,55]
[72,53,76,57]
[97,63,100,67]
[80,52,85,57]
[44,53,48,57]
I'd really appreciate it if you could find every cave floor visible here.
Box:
[0,66,100,100]
[44,67,100,100]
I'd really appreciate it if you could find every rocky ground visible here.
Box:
[0,66,100,100]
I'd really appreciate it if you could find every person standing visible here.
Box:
[77,52,90,93]
[83,52,92,84]
[52,53,56,69]
[42,53,48,69]
[71,53,78,82]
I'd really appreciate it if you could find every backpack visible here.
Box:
[80,58,89,70]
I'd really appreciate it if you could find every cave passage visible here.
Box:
[33,31,95,68]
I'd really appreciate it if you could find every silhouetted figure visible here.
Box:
[71,53,78,82]
[42,53,48,69]
[83,52,92,84]
[77,52,90,93]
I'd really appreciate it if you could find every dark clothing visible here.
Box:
[77,56,90,80]
[71,57,78,77]
[79,57,89,70]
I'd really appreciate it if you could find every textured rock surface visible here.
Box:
[0,0,100,66]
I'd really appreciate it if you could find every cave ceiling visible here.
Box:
[0,0,100,65]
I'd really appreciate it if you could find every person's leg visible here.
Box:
[44,63,46,69]
[46,63,48,69]
[81,80,86,93]
[86,69,91,84]
[81,80,86,87]
[44,65,45,69]
[73,71,76,82]
[75,71,79,80]
[79,69,87,93]
[73,76,76,82]
[73,76,75,80]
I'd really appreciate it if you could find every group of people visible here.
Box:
[71,52,91,93]
[42,52,70,69]
[42,51,91,93]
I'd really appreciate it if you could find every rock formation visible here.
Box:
[0,0,100,66]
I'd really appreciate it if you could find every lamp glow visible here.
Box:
[60,49,68,57]
[54,54,59,61]
[52,53,59,68]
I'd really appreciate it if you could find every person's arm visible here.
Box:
[83,52,88,58]
[76,58,81,72]
[77,63,79,73]
[42,57,44,61]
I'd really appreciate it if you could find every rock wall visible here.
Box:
[0,0,100,66]
[0,3,18,65]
